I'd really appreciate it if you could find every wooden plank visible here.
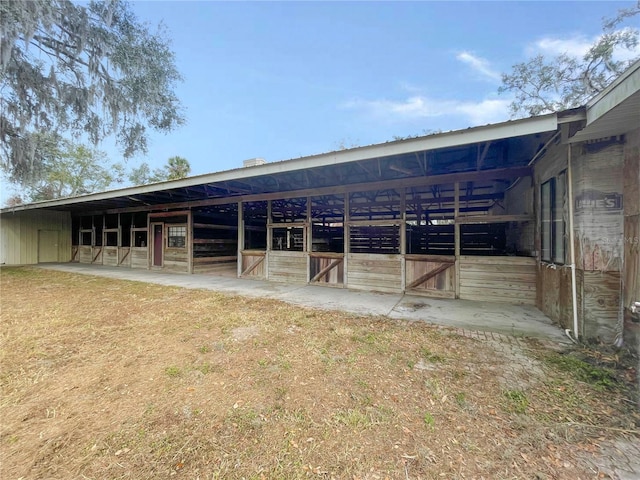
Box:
[404,254,455,263]
[310,258,343,282]
[309,252,344,259]
[408,289,456,299]
[118,247,131,266]
[459,255,536,266]
[581,271,621,342]
[193,255,238,264]
[193,223,238,230]
[407,263,452,289]
[148,210,189,218]
[103,247,118,266]
[79,246,92,263]
[242,256,264,276]
[92,247,103,263]
[456,214,533,224]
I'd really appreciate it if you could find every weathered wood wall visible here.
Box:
[130,247,148,269]
[0,210,72,265]
[118,247,131,267]
[91,247,103,264]
[240,251,266,278]
[405,255,455,298]
[536,263,573,329]
[346,253,402,293]
[309,253,344,286]
[163,248,189,273]
[573,140,624,342]
[459,255,536,305]
[573,141,624,272]
[79,246,92,264]
[622,128,640,351]
[268,251,307,283]
[102,246,118,266]
[192,256,237,275]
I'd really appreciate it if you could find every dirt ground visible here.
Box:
[1,267,639,479]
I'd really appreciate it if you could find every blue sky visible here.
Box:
[3,0,638,204]
[118,0,636,176]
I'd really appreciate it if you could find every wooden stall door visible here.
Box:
[152,224,163,267]
[405,255,455,299]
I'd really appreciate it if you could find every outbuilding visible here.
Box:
[2,60,639,348]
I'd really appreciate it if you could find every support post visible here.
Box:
[237,201,244,278]
[454,182,461,299]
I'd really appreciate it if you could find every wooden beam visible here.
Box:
[92,166,532,215]
[407,263,453,289]
[241,256,264,276]
[118,248,130,265]
[310,258,343,283]
[454,182,460,299]
[455,214,533,224]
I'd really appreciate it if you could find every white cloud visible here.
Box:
[532,35,592,57]
[343,95,512,127]
[529,29,640,61]
[456,51,501,81]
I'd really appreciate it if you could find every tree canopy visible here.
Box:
[128,156,191,186]
[499,5,639,117]
[0,0,184,184]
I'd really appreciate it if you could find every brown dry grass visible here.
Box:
[0,266,638,480]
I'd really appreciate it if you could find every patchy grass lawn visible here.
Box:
[0,266,638,479]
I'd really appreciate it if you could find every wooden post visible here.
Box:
[306,196,312,282]
[454,182,461,299]
[265,200,272,279]
[187,210,193,274]
[237,201,244,278]
[400,188,406,291]
[344,192,349,288]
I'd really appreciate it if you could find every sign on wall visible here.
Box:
[575,190,623,212]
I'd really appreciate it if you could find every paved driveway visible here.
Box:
[39,263,570,346]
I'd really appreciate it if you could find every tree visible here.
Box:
[0,0,184,184]
[18,136,124,202]
[499,5,639,117]
[165,155,191,180]
[128,156,191,185]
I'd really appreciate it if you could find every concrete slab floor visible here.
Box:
[35,263,570,345]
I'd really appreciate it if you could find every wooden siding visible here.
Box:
[347,253,402,293]
[192,256,237,275]
[103,246,119,266]
[0,210,71,265]
[572,141,624,272]
[309,253,343,286]
[240,251,265,278]
[268,251,307,283]
[118,247,131,267]
[163,248,189,273]
[130,247,148,269]
[536,263,573,329]
[581,271,621,342]
[405,255,455,299]
[623,128,640,350]
[78,246,92,264]
[459,256,536,305]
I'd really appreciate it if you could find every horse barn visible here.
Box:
[1,60,639,348]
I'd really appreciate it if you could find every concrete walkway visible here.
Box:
[39,263,570,345]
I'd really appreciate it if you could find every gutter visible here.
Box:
[567,143,579,341]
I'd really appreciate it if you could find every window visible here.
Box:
[541,173,566,263]
[167,226,186,248]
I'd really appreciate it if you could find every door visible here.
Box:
[38,230,59,263]
[152,223,163,267]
